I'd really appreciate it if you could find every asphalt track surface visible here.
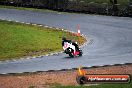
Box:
[0,8,132,74]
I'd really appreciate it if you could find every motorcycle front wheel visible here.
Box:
[69,53,74,57]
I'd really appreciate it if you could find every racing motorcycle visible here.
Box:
[62,40,83,57]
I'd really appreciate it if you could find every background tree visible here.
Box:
[109,0,118,15]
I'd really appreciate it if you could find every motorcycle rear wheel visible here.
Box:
[79,50,83,56]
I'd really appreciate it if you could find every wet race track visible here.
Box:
[0,8,132,73]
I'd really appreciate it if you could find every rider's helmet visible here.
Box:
[62,37,66,41]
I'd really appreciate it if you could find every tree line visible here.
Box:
[0,0,131,17]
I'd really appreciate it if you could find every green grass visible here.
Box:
[0,5,62,13]
[0,20,85,61]
[0,5,70,15]
[0,5,52,11]
[54,75,132,88]
[28,86,35,88]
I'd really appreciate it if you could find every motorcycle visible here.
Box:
[62,41,83,57]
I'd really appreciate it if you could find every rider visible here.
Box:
[62,37,79,52]
[62,37,71,46]
[72,41,79,51]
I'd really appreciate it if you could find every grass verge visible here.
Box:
[0,5,61,13]
[0,20,85,61]
[54,75,132,88]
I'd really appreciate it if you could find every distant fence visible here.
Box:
[0,0,132,17]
